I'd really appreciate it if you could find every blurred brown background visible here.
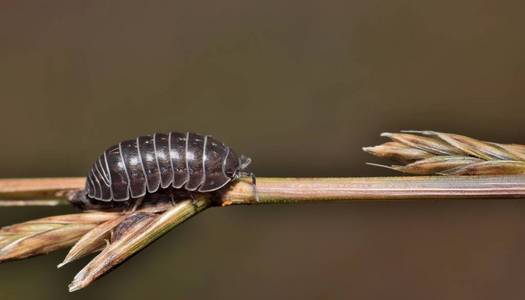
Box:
[1,0,525,299]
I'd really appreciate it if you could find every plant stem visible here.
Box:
[0,178,83,206]
[2,176,524,207]
[222,175,525,205]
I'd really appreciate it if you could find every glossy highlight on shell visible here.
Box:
[83,132,251,204]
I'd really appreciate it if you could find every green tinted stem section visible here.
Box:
[222,175,525,205]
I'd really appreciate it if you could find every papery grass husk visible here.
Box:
[0,212,119,262]
[57,215,129,268]
[364,131,525,175]
[0,198,210,291]
[68,198,210,292]
[57,202,178,268]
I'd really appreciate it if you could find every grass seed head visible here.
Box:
[365,131,525,175]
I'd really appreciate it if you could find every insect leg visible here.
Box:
[188,192,200,208]
[128,197,143,213]
[169,192,176,206]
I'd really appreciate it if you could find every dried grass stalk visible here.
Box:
[363,131,525,175]
[0,178,82,206]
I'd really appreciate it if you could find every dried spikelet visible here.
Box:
[57,201,183,268]
[0,185,210,292]
[68,198,210,292]
[362,141,433,163]
[364,131,525,175]
[0,212,119,262]
[58,215,129,268]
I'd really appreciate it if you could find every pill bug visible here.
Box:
[71,132,253,210]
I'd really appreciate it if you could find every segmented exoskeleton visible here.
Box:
[72,132,252,209]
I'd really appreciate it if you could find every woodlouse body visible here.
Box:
[73,132,251,209]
